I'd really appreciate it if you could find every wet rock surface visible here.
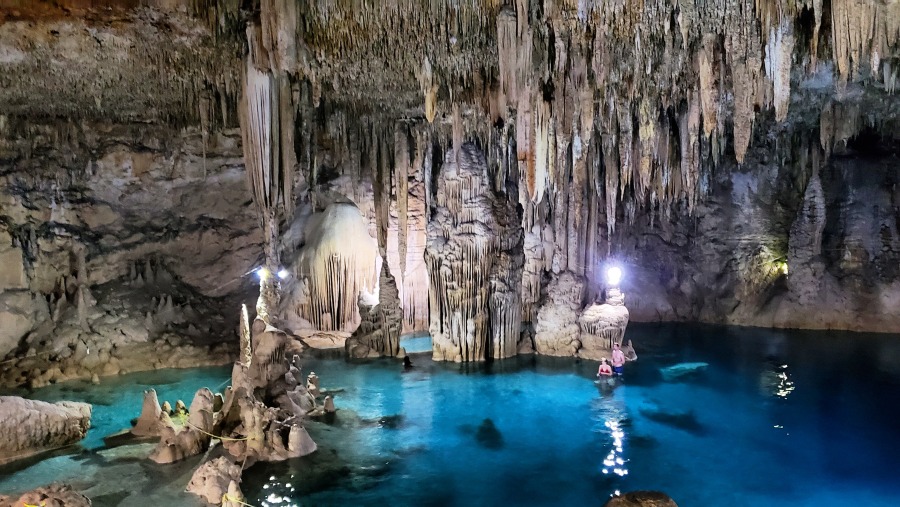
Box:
[603,491,679,507]
[0,396,91,465]
[0,483,92,507]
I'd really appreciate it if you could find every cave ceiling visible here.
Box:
[0,0,898,205]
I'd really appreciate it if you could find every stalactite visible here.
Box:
[765,18,795,123]
[697,34,720,138]
[616,98,634,196]
[680,89,702,212]
[420,57,438,123]
[239,304,252,366]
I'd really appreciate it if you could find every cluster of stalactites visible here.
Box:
[469,0,900,223]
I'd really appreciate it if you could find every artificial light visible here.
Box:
[607,266,622,286]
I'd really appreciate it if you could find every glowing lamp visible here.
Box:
[256,267,269,280]
[277,269,289,280]
[607,266,622,287]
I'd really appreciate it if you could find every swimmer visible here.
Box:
[597,358,613,377]
[611,342,626,376]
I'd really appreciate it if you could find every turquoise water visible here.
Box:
[3,324,900,506]
[400,334,433,353]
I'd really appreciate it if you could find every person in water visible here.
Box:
[402,356,413,370]
[597,358,613,377]
[611,342,626,375]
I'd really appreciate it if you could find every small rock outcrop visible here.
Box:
[131,389,163,437]
[603,491,678,507]
[345,262,403,359]
[578,288,630,361]
[0,483,92,507]
[186,456,243,505]
[0,397,91,465]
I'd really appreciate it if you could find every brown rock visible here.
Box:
[0,397,91,465]
[603,491,678,507]
[0,483,92,507]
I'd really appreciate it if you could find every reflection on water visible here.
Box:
[261,474,298,507]
[760,362,796,399]
[601,419,628,477]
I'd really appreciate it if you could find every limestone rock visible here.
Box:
[186,456,242,505]
[345,262,403,359]
[426,142,523,362]
[578,300,630,360]
[279,202,379,334]
[0,397,91,465]
[0,483,92,507]
[604,491,678,507]
[534,272,584,357]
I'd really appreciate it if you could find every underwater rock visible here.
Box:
[639,405,706,436]
[186,456,242,505]
[474,418,504,450]
[604,491,678,507]
[361,414,405,430]
[659,362,709,381]
[0,483,92,507]
[0,396,91,465]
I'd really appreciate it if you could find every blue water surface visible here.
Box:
[3,323,900,507]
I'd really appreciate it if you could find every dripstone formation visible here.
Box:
[1,0,898,379]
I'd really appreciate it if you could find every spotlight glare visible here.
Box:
[607,266,622,286]
[277,269,289,280]
[256,267,269,280]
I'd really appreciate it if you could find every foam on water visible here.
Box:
[2,324,900,507]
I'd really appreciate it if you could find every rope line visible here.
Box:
[184,420,249,442]
[222,493,256,507]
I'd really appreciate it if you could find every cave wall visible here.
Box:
[618,132,900,333]
[0,122,261,384]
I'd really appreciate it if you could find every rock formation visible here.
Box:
[186,456,243,505]
[345,262,403,359]
[0,397,91,465]
[0,483,92,507]
[131,389,164,438]
[533,272,585,357]
[604,491,679,507]
[0,0,898,382]
[426,142,523,362]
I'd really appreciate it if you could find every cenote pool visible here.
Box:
[2,323,900,506]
